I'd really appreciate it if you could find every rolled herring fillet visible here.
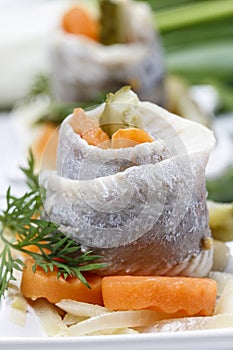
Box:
[40,90,216,277]
[49,1,165,106]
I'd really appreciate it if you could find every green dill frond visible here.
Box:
[0,151,106,298]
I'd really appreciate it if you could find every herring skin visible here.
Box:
[41,98,215,277]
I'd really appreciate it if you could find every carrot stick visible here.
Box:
[102,276,217,316]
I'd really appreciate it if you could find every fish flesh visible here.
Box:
[40,91,216,277]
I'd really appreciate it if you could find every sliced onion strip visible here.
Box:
[140,313,233,333]
[32,299,68,336]
[68,310,163,336]
[56,299,111,317]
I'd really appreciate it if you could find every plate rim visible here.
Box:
[1,327,233,343]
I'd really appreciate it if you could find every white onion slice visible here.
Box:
[9,295,27,327]
[215,279,233,314]
[209,271,233,296]
[56,300,111,317]
[32,299,68,336]
[62,313,87,326]
[140,313,233,333]
[68,310,163,336]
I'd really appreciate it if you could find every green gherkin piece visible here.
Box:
[99,0,128,45]
[99,86,143,138]
[207,200,233,242]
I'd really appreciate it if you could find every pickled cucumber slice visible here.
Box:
[99,0,129,45]
[99,86,143,138]
[207,200,233,242]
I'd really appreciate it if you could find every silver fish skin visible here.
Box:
[40,100,215,277]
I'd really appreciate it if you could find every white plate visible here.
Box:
[1,112,233,349]
[0,329,233,350]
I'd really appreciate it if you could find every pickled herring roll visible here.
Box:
[50,0,165,106]
[40,87,216,277]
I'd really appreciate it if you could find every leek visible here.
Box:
[142,0,233,111]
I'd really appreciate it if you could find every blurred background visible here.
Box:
[0,0,233,203]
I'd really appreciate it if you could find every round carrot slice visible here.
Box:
[21,259,103,305]
[62,6,99,41]
[102,276,217,316]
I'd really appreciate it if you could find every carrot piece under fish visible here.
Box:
[20,259,103,305]
[102,276,217,316]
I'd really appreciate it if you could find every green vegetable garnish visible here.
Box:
[0,151,105,298]
[207,200,233,242]
[207,167,233,203]
[99,86,143,138]
[99,0,128,45]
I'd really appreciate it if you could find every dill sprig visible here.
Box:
[0,151,105,298]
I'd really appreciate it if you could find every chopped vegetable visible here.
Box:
[70,107,98,135]
[71,89,151,149]
[212,240,230,272]
[99,86,143,138]
[82,127,111,148]
[56,300,111,317]
[32,122,59,169]
[99,0,128,45]
[102,276,217,316]
[67,309,162,336]
[140,313,233,333]
[70,107,110,148]
[209,271,233,297]
[111,128,154,148]
[207,200,233,241]
[32,299,68,336]
[62,6,99,41]
[21,259,103,305]
[10,294,27,327]
[215,278,233,314]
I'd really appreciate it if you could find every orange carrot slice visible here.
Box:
[70,108,110,148]
[62,6,99,41]
[111,128,154,148]
[70,108,97,135]
[32,123,59,169]
[102,276,217,316]
[21,259,103,305]
[82,127,110,148]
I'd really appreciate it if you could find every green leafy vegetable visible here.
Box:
[154,0,233,33]
[207,167,233,203]
[149,0,233,112]
[34,97,106,126]
[23,74,52,103]
[0,151,106,298]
